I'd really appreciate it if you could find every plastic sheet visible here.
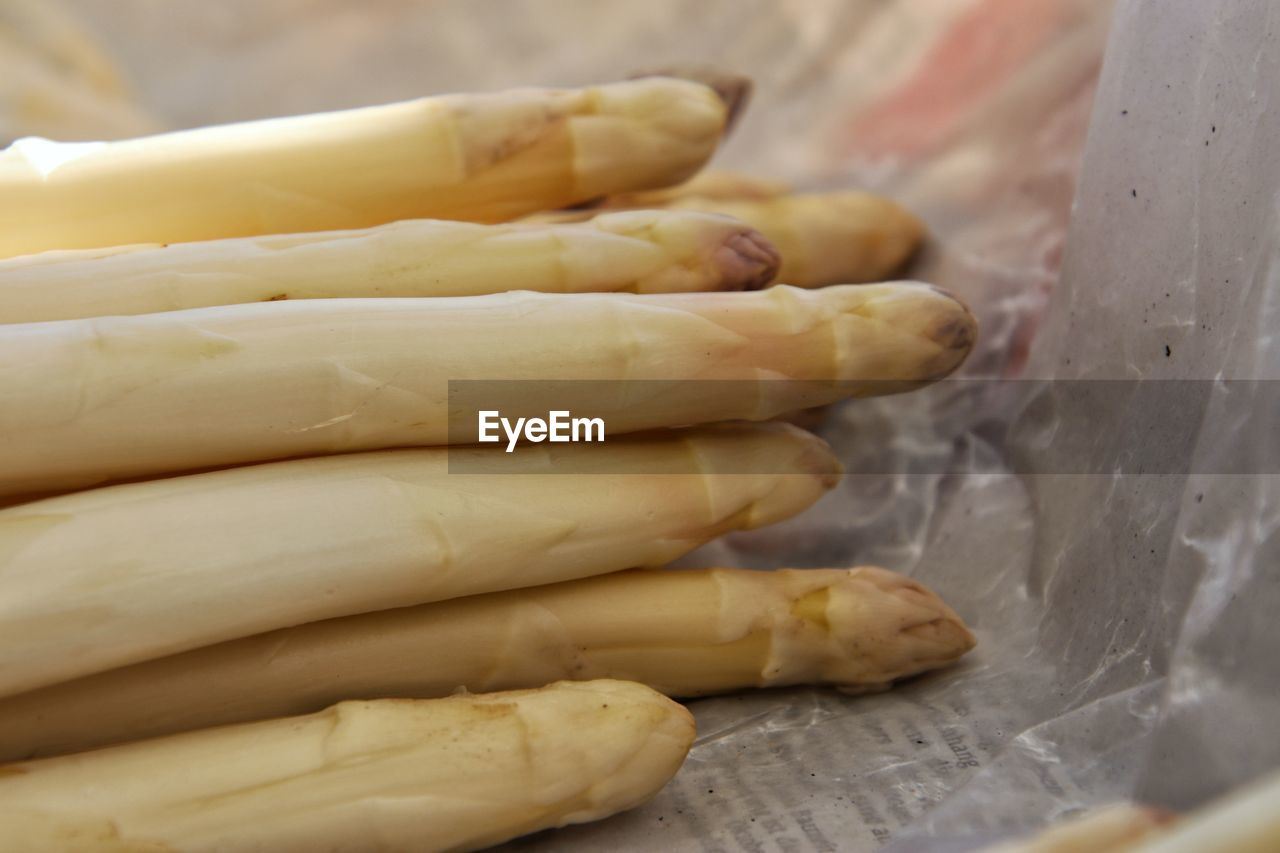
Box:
[14,0,1278,849]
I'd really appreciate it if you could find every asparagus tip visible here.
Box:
[717,229,781,290]
[628,65,753,136]
[927,288,979,370]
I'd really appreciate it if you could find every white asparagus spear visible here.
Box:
[0,209,779,324]
[0,282,973,498]
[0,422,839,698]
[0,0,135,102]
[1128,769,1280,853]
[664,191,925,287]
[0,76,728,258]
[0,0,160,145]
[0,566,973,760]
[0,680,695,853]
[532,187,926,287]
[982,804,1175,853]
[984,768,1280,853]
[0,37,159,146]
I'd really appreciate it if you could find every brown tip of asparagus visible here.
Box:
[824,282,978,386]
[869,283,976,381]
[716,229,781,290]
[825,566,976,689]
[629,65,753,136]
[925,288,978,378]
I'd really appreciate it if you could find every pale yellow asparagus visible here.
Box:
[1128,769,1280,853]
[665,192,925,286]
[0,0,134,100]
[520,170,787,224]
[0,283,973,498]
[533,187,925,287]
[982,804,1175,853]
[984,770,1280,853]
[0,422,839,697]
[629,65,753,136]
[0,76,728,258]
[0,209,779,323]
[0,680,695,853]
[0,566,973,760]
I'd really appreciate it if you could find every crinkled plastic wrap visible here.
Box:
[13,0,1278,850]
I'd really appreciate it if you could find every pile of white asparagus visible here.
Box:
[0,74,982,851]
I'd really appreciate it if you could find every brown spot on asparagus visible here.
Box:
[920,289,978,379]
[716,229,781,290]
[935,316,975,352]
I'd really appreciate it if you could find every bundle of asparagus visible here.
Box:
[0,72,977,850]
[0,423,841,696]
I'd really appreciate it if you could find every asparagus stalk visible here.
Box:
[0,209,778,324]
[0,0,134,102]
[664,192,925,287]
[0,40,158,146]
[536,188,926,288]
[628,66,754,136]
[0,0,159,145]
[0,566,973,760]
[983,804,1175,853]
[0,76,729,258]
[986,768,1280,853]
[0,283,973,498]
[1129,769,1280,853]
[0,423,839,697]
[0,680,695,853]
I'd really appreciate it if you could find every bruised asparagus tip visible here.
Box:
[717,229,781,290]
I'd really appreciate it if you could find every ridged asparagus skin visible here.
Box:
[0,566,973,760]
[0,423,840,697]
[0,210,779,323]
[0,0,161,144]
[0,680,696,853]
[0,282,973,497]
[0,76,727,258]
